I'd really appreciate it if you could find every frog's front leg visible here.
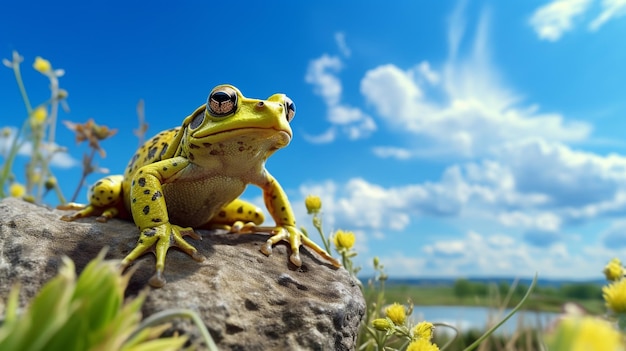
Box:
[120,157,204,287]
[242,171,341,268]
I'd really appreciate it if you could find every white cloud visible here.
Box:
[361,10,591,158]
[334,32,351,57]
[589,0,626,30]
[530,0,626,40]
[305,53,376,142]
[305,54,342,106]
[0,127,79,169]
[372,146,412,160]
[379,230,599,279]
[529,0,592,41]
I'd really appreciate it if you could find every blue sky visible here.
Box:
[2,0,626,280]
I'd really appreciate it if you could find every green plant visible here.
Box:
[0,250,218,351]
[303,195,537,351]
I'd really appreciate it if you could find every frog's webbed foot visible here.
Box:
[121,223,204,288]
[231,223,341,268]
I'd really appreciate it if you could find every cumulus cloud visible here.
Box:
[304,35,375,143]
[361,9,590,158]
[529,0,592,41]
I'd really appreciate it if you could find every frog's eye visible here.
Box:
[285,97,295,122]
[207,86,238,117]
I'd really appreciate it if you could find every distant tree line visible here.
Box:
[452,278,602,300]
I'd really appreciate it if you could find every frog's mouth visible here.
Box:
[190,127,291,148]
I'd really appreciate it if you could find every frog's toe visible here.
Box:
[149,270,167,288]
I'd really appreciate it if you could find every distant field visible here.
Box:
[363,281,605,314]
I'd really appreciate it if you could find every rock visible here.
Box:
[0,197,365,350]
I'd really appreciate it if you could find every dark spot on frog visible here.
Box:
[210,150,220,156]
[148,147,157,159]
[152,218,162,223]
[144,228,157,237]
[138,178,146,187]
[132,180,135,186]
[281,206,285,212]
[143,189,150,194]
[96,181,102,186]
[143,205,150,215]
[132,198,137,203]
[172,162,178,166]
[254,212,260,218]
[162,166,168,171]
[188,152,195,161]
[99,190,104,194]
[237,206,243,214]
[218,210,227,217]
[151,191,162,201]
[203,142,212,147]
[160,144,168,158]
[189,143,200,149]
[107,196,112,201]
[239,146,245,151]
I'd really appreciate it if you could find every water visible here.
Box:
[412,306,560,335]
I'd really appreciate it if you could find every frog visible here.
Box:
[60,84,340,287]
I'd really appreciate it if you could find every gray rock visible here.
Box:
[0,197,365,350]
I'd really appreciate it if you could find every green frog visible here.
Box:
[60,85,340,287]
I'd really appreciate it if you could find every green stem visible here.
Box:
[130,308,218,351]
[70,148,96,202]
[462,273,538,351]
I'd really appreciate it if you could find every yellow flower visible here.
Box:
[30,107,48,126]
[372,318,394,331]
[406,338,440,351]
[9,183,25,198]
[413,321,434,340]
[385,303,406,326]
[332,230,355,251]
[603,278,626,313]
[33,56,52,73]
[604,258,624,281]
[45,177,57,190]
[305,195,322,214]
[545,316,624,351]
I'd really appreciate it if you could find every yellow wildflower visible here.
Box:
[413,321,434,340]
[372,318,394,332]
[603,278,626,313]
[305,195,322,214]
[30,107,48,127]
[45,177,57,190]
[33,56,52,73]
[406,338,439,351]
[332,230,355,251]
[604,258,624,282]
[9,183,25,198]
[545,316,624,351]
[385,303,406,326]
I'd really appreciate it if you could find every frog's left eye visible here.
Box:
[207,86,238,117]
[285,97,295,122]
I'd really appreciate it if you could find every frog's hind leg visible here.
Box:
[202,198,265,230]
[58,175,126,222]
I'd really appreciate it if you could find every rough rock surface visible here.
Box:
[0,197,365,350]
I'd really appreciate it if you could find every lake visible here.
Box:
[412,306,560,335]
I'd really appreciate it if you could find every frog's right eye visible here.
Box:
[207,86,238,117]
